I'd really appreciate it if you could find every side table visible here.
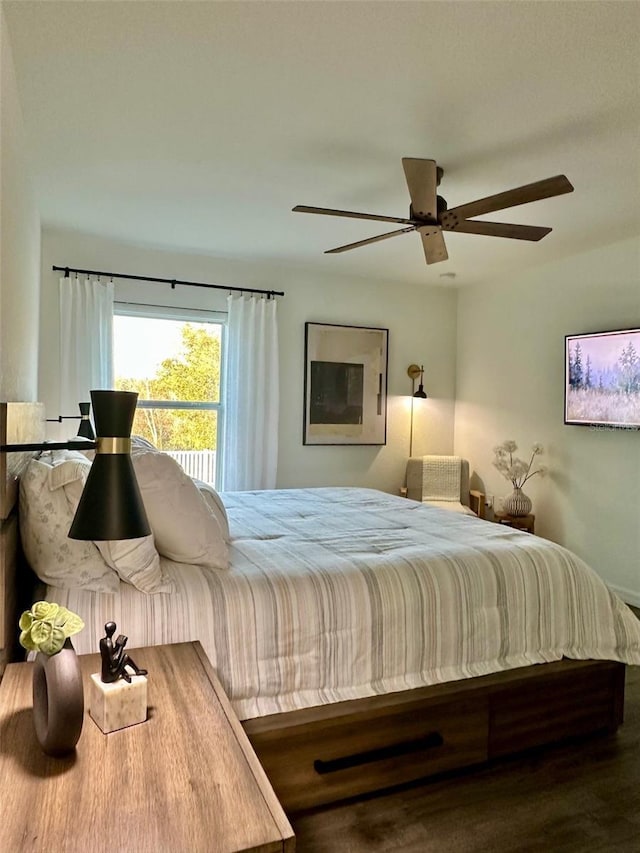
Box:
[494,512,535,534]
[0,641,295,852]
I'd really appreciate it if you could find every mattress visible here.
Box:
[46,487,640,721]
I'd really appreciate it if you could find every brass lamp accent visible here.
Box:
[68,390,150,541]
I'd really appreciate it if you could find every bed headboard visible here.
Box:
[1,402,45,675]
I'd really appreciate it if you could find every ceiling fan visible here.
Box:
[293,158,574,265]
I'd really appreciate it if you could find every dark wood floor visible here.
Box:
[292,608,640,853]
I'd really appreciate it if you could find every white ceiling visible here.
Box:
[4,1,640,288]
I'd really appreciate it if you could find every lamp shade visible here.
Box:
[69,390,151,541]
[76,402,95,440]
[413,384,427,399]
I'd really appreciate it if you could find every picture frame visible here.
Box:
[303,322,388,445]
[564,327,640,430]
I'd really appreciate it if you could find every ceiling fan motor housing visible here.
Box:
[409,199,447,223]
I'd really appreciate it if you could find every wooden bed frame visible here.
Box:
[244,656,624,811]
[0,402,627,812]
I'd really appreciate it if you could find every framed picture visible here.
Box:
[565,327,640,430]
[303,322,388,445]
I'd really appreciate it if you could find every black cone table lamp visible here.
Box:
[69,390,150,541]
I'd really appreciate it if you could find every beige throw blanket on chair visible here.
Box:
[421,455,462,501]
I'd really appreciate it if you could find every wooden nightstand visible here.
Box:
[0,642,294,853]
[494,512,535,534]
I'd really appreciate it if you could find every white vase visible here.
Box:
[503,487,532,517]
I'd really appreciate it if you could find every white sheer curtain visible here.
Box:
[59,275,114,422]
[221,294,279,490]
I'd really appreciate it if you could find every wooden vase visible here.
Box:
[32,638,84,756]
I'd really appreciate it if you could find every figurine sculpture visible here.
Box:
[99,622,147,684]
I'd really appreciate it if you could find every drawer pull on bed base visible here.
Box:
[313,731,444,775]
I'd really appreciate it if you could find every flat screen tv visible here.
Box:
[565,327,640,429]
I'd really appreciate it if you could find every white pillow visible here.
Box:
[48,452,90,488]
[19,457,119,593]
[132,451,229,570]
[193,479,230,543]
[51,452,174,595]
[94,536,174,595]
[132,435,157,451]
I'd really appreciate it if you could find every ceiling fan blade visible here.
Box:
[417,225,448,264]
[325,227,415,254]
[402,158,438,220]
[441,220,552,241]
[293,205,413,225]
[441,175,574,224]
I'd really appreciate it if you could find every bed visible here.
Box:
[2,402,640,811]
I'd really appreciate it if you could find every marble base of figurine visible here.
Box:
[89,672,148,734]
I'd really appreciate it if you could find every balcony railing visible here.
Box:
[164,449,217,485]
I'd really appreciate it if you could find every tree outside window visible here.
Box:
[114,309,224,485]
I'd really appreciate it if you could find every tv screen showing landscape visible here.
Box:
[565,327,640,429]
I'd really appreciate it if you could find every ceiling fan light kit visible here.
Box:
[293,158,574,266]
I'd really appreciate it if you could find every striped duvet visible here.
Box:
[47,487,640,721]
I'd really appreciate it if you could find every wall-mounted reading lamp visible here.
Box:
[407,364,428,457]
[47,402,96,440]
[2,391,149,541]
[410,364,427,399]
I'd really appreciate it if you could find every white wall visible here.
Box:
[455,236,640,603]
[40,227,458,494]
[0,10,40,401]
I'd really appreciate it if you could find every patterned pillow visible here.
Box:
[51,451,174,595]
[19,456,119,593]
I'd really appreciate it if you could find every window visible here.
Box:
[113,303,225,487]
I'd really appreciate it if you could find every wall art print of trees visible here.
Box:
[565,328,640,428]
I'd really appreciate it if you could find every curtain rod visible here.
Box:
[52,265,284,298]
